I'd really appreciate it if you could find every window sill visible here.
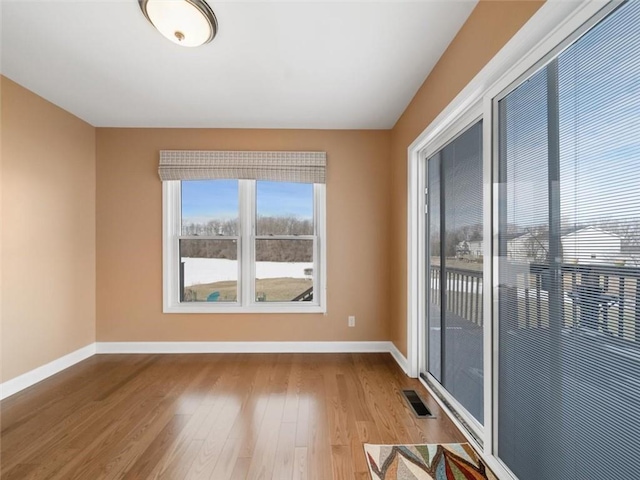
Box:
[163,303,326,314]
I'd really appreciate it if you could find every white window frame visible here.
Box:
[163,179,327,314]
[406,1,620,479]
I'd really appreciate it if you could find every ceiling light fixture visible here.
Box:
[138,0,218,47]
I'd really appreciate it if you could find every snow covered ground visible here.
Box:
[182,257,313,286]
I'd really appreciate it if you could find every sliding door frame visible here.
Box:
[406,2,620,479]
[419,107,485,444]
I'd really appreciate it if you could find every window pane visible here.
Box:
[181,180,239,236]
[255,239,313,302]
[442,121,484,425]
[497,2,640,479]
[180,239,238,302]
[256,181,313,235]
[425,121,484,425]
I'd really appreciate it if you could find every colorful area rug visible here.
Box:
[364,443,496,480]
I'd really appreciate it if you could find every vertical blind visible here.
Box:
[497,1,640,479]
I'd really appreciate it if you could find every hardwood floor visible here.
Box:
[1,353,465,479]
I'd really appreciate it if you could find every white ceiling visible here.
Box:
[1,0,477,129]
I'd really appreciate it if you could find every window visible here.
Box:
[255,181,315,303]
[180,179,240,303]
[160,151,326,313]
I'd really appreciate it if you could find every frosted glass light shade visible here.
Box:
[139,0,218,47]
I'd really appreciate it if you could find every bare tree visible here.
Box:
[181,216,314,262]
[523,226,550,261]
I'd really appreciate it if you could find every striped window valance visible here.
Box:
[158,150,326,184]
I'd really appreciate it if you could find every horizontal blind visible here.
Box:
[158,150,326,184]
[441,121,484,426]
[496,2,640,479]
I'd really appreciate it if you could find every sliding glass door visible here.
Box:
[425,120,484,427]
[414,1,640,478]
[495,2,640,478]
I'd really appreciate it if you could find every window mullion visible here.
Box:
[175,181,182,304]
[239,179,254,306]
[315,183,326,309]
[249,180,256,305]
[164,181,182,308]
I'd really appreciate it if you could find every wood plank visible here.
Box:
[292,447,308,480]
[281,355,303,424]
[244,393,286,480]
[120,414,191,480]
[270,421,297,480]
[324,370,350,446]
[306,369,331,480]
[330,444,356,480]
[229,457,251,480]
[157,440,203,480]
[336,373,369,474]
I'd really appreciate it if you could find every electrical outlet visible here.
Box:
[348,315,356,327]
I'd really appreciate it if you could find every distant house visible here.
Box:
[562,226,621,264]
[467,240,483,258]
[506,226,622,264]
[456,240,483,259]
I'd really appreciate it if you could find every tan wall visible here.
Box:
[96,129,391,342]
[1,77,96,382]
[389,1,543,356]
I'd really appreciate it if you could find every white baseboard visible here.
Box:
[1,343,96,400]
[1,340,412,400]
[389,342,409,375]
[95,341,394,354]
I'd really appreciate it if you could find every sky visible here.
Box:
[501,0,639,229]
[181,179,313,224]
